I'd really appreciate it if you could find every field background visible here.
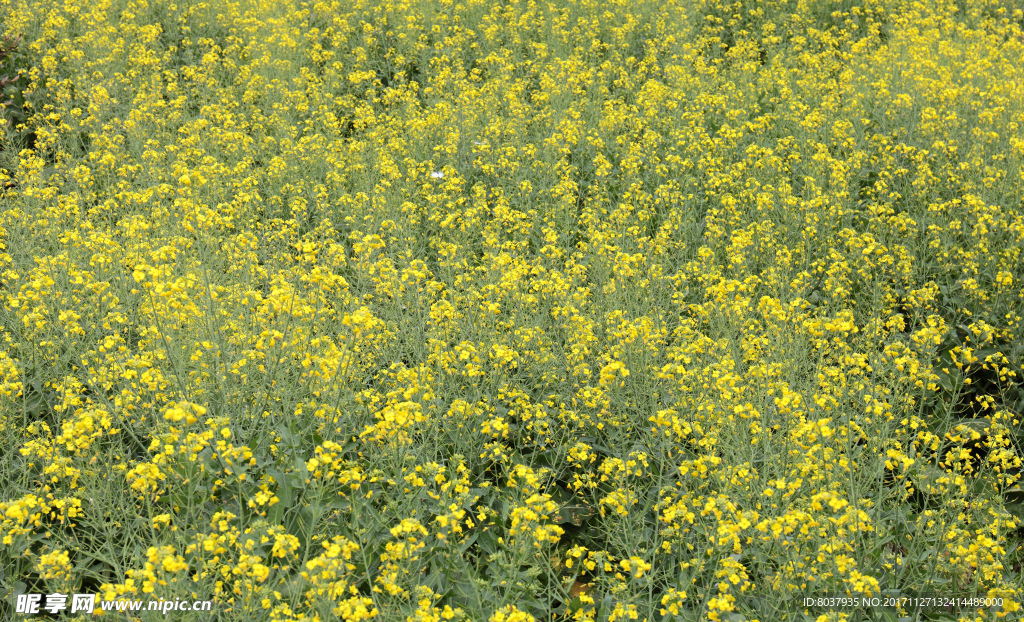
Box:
[0,0,1023,620]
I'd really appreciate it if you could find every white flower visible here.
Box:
[430,171,444,179]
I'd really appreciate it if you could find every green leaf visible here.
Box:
[553,502,596,526]
[457,531,479,555]
[1003,502,1024,521]
[477,528,499,555]
[287,506,315,548]
[1004,487,1024,503]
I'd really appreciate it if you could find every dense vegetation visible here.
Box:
[0,0,1023,620]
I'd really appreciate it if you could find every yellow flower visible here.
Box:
[489,605,536,622]
[36,550,72,581]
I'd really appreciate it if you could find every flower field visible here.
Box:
[0,0,1023,619]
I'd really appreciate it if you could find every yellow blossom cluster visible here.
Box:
[0,0,1023,620]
